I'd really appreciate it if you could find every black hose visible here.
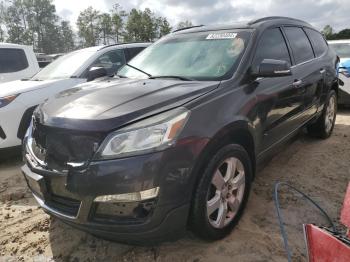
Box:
[274,181,337,262]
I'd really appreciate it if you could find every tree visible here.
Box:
[125,8,167,42]
[77,6,100,47]
[0,1,6,41]
[177,20,193,30]
[59,21,75,52]
[156,17,172,38]
[99,13,113,45]
[3,0,31,44]
[111,3,127,43]
[140,8,157,41]
[334,29,350,40]
[322,25,333,39]
[1,0,74,53]
[125,8,142,42]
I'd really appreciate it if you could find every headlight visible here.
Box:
[0,94,20,108]
[95,108,190,159]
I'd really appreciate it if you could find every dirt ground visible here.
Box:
[0,110,349,262]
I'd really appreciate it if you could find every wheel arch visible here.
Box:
[17,105,37,140]
[190,120,257,192]
[187,120,257,225]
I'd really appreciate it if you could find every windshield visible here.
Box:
[32,49,96,80]
[118,30,251,81]
[330,43,350,58]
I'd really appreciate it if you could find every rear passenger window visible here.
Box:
[284,27,314,64]
[0,48,29,73]
[253,28,291,66]
[304,28,328,57]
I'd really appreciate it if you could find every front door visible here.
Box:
[252,27,306,152]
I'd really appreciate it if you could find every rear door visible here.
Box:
[283,26,322,121]
[253,27,305,151]
[303,28,329,114]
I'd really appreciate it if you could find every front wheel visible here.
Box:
[307,90,337,139]
[189,144,252,240]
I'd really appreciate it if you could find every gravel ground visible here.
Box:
[0,110,349,262]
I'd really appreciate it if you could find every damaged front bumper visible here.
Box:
[21,141,196,244]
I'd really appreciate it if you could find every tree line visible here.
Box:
[5,1,349,54]
[322,25,350,40]
[0,0,193,54]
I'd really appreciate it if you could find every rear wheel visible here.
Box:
[307,90,337,139]
[189,144,252,240]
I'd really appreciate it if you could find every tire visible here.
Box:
[189,144,252,240]
[307,90,337,139]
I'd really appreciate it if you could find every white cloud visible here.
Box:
[54,0,350,31]
[54,0,109,29]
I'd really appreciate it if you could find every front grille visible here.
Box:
[47,194,81,217]
[31,119,105,170]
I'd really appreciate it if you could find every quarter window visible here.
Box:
[304,28,328,57]
[284,27,315,64]
[0,48,29,73]
[253,28,291,66]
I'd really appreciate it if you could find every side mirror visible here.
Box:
[253,59,292,78]
[87,67,107,81]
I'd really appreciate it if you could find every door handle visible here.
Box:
[320,68,326,74]
[293,79,303,87]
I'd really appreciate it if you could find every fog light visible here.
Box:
[94,187,160,202]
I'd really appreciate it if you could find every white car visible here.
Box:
[0,43,150,150]
[328,40,350,105]
[0,43,40,83]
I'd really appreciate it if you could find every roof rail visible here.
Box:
[172,25,204,33]
[100,42,151,50]
[248,16,307,25]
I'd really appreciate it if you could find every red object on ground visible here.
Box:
[340,182,350,238]
[304,224,350,262]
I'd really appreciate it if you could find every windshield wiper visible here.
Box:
[125,63,152,77]
[149,75,194,81]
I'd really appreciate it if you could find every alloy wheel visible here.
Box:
[206,157,245,229]
[325,95,336,133]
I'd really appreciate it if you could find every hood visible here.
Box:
[0,78,72,97]
[37,77,219,132]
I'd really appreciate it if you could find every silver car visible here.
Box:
[329,40,350,105]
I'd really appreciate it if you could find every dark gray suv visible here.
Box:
[22,17,338,244]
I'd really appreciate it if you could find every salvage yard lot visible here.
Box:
[0,110,349,262]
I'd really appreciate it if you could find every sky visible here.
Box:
[53,0,350,32]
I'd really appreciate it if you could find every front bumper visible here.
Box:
[22,138,207,243]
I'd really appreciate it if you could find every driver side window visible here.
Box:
[253,28,291,67]
[91,49,126,76]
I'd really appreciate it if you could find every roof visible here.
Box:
[172,16,314,35]
[0,42,32,49]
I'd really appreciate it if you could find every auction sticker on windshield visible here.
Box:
[206,33,237,39]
